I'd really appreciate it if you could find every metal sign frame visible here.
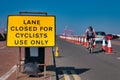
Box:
[14,12,55,78]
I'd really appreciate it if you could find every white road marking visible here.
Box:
[0,65,17,80]
[0,59,24,80]
[62,70,70,80]
[117,57,120,59]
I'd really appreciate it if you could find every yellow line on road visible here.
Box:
[70,70,81,80]
[62,70,70,80]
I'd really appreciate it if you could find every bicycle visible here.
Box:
[88,38,94,53]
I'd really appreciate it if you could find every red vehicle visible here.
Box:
[106,34,113,40]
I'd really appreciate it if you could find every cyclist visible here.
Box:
[85,26,96,48]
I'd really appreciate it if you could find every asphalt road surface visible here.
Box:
[55,36,120,80]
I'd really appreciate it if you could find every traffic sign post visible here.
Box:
[7,12,56,78]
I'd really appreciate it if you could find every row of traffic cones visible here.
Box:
[72,37,113,54]
[66,36,113,54]
[102,39,112,54]
[59,36,97,49]
[59,35,112,54]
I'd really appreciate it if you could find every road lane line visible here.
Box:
[62,70,70,80]
[70,70,81,80]
[0,65,17,80]
[117,57,120,59]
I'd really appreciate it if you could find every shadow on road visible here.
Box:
[93,50,104,54]
[56,67,90,75]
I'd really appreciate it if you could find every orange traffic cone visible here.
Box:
[107,39,112,54]
[78,37,81,44]
[81,37,84,45]
[55,46,59,57]
[102,39,106,52]
[84,38,87,47]
[93,41,96,48]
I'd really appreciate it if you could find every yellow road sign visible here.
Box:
[7,15,55,47]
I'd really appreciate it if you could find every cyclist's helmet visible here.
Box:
[88,26,93,32]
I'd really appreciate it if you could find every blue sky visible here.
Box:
[0,0,120,35]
